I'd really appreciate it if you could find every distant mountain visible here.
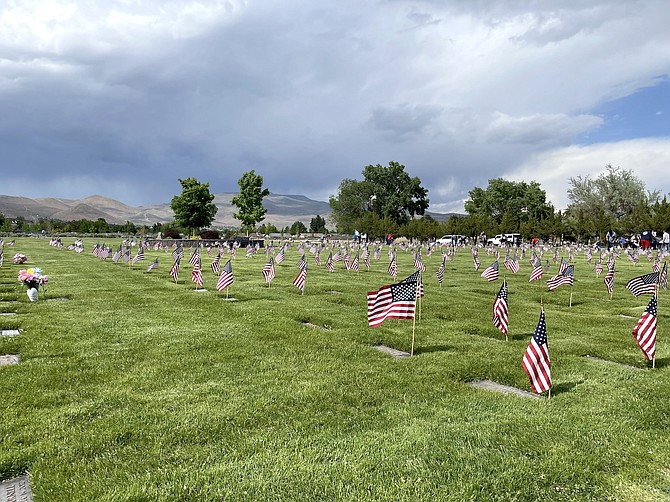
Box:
[0,193,461,228]
[0,193,332,228]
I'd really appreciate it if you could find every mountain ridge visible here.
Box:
[0,193,462,228]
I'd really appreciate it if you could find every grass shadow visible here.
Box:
[650,357,670,369]
[413,344,452,355]
[550,380,583,395]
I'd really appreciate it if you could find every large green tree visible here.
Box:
[170,177,218,236]
[464,178,553,225]
[232,170,270,235]
[329,161,429,232]
[567,164,659,233]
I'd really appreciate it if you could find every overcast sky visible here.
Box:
[1,0,669,212]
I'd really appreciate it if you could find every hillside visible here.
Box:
[0,193,461,228]
[0,193,333,228]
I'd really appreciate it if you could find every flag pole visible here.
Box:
[569,285,573,307]
[410,280,420,356]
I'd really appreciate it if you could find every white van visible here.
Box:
[437,234,465,246]
[487,233,521,246]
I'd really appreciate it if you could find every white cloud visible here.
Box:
[0,0,669,210]
[504,138,670,210]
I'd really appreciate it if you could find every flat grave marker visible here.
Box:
[0,354,19,367]
[0,330,20,337]
[0,313,17,316]
[0,475,33,502]
[583,355,642,371]
[46,297,69,302]
[373,345,411,358]
[467,379,540,399]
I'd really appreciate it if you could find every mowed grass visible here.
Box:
[1,237,670,501]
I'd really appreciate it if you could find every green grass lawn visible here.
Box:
[1,237,669,501]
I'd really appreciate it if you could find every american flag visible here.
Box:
[191,263,203,288]
[314,249,321,266]
[553,248,559,264]
[293,261,307,293]
[146,258,159,272]
[632,295,657,361]
[492,280,509,336]
[189,248,201,266]
[122,247,131,263]
[436,258,445,285]
[367,280,417,328]
[522,309,552,394]
[557,257,569,274]
[480,261,499,282]
[388,255,398,280]
[326,253,335,273]
[660,261,668,291]
[171,246,184,261]
[363,248,370,270]
[262,257,276,284]
[594,261,603,275]
[529,257,543,282]
[112,246,122,263]
[473,255,481,270]
[216,260,234,291]
[296,254,307,270]
[413,252,426,272]
[503,255,519,274]
[131,248,145,265]
[169,258,181,282]
[604,261,616,294]
[653,256,661,273]
[350,252,360,272]
[332,250,342,262]
[275,248,285,264]
[401,271,424,298]
[625,272,659,297]
[211,253,221,275]
[547,264,574,290]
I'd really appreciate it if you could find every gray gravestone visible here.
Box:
[0,330,20,337]
[467,379,540,399]
[373,345,411,358]
[0,313,17,316]
[0,475,32,502]
[0,355,19,366]
[583,355,642,371]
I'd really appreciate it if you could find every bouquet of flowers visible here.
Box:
[17,268,48,289]
[13,253,28,264]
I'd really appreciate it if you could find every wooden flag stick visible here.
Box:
[410,305,417,357]
[569,286,573,307]
[548,388,552,399]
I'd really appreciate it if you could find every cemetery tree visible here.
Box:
[310,214,327,233]
[465,178,553,225]
[567,165,659,230]
[290,220,307,236]
[329,161,429,232]
[363,161,429,226]
[232,170,270,235]
[170,177,218,236]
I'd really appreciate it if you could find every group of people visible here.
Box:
[604,229,670,251]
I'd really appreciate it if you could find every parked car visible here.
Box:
[436,234,465,246]
[487,233,522,246]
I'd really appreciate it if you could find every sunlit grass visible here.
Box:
[1,237,669,500]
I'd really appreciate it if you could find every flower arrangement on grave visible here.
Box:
[13,253,28,264]
[18,268,48,288]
